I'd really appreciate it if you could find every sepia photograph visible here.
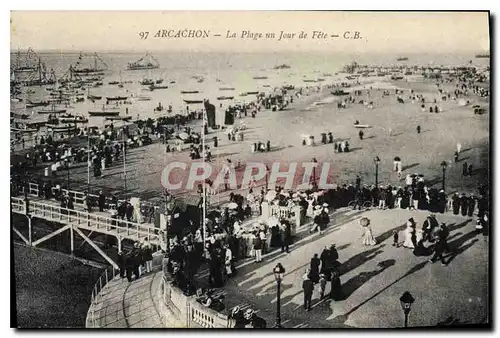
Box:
[9,10,491,329]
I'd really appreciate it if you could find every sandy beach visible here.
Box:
[38,74,489,206]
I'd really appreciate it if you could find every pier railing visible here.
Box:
[160,273,231,328]
[11,197,160,243]
[87,266,120,328]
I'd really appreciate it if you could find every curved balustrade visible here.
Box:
[86,266,119,328]
[11,197,160,243]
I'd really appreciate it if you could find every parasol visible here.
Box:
[265,190,277,201]
[178,132,189,140]
[224,202,238,210]
[359,217,370,227]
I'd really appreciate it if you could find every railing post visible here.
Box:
[105,269,109,284]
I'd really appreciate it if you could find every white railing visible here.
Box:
[87,266,120,328]
[11,197,160,243]
[160,274,230,329]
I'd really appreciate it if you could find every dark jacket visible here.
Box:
[253,236,262,250]
[302,279,314,295]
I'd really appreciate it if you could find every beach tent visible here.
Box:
[204,100,216,127]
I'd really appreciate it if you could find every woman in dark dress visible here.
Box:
[329,267,343,300]
[309,254,321,283]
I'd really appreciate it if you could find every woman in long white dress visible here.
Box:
[402,223,416,248]
[362,225,377,246]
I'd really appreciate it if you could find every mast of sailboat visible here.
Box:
[123,121,127,199]
[201,108,207,245]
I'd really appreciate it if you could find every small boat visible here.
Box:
[317,78,325,82]
[26,100,50,108]
[475,53,490,58]
[253,76,268,80]
[396,57,409,61]
[246,91,259,95]
[11,112,30,119]
[127,53,160,70]
[217,96,234,100]
[106,96,128,101]
[136,95,152,101]
[219,87,235,91]
[108,81,119,85]
[38,108,67,114]
[183,99,204,104]
[262,85,271,88]
[149,84,168,91]
[170,81,176,84]
[283,85,295,90]
[26,121,47,128]
[105,116,132,122]
[11,127,37,133]
[181,90,199,94]
[88,111,120,117]
[274,64,291,69]
[87,94,102,100]
[59,115,89,124]
[46,124,77,132]
[240,93,248,97]
[140,79,154,86]
[303,79,317,83]
[390,75,404,80]
[354,124,372,129]
[156,79,164,84]
[331,90,349,96]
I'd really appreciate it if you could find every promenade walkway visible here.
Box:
[86,270,165,328]
[85,207,488,328]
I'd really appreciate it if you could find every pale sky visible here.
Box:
[10,11,490,53]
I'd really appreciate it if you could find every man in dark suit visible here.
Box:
[302,273,314,311]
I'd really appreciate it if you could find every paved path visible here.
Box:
[219,208,488,328]
[87,270,165,328]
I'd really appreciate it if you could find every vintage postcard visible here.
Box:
[10,11,490,329]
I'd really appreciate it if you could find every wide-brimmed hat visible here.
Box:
[244,309,254,318]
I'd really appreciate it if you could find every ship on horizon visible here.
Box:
[127,53,160,70]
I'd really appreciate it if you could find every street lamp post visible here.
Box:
[374,156,381,187]
[265,165,270,191]
[312,158,318,186]
[441,161,447,191]
[399,291,415,328]
[273,263,285,328]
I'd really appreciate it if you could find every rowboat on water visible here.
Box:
[354,125,372,128]
[253,76,268,80]
[11,127,37,133]
[183,99,204,104]
[262,85,271,88]
[331,90,349,96]
[217,96,234,100]
[303,79,317,83]
[105,116,132,122]
[219,87,235,91]
[246,91,259,95]
[181,90,200,94]
[149,84,168,91]
[46,124,77,132]
[38,108,67,114]
[59,115,89,124]
[87,95,102,100]
[88,111,120,117]
[136,96,152,101]
[106,96,128,101]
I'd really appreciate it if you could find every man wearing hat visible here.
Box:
[229,306,246,328]
[302,271,314,311]
[98,190,106,212]
[244,309,266,328]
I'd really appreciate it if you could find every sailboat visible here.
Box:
[12,48,39,73]
[37,101,67,114]
[127,53,160,70]
[72,52,109,75]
